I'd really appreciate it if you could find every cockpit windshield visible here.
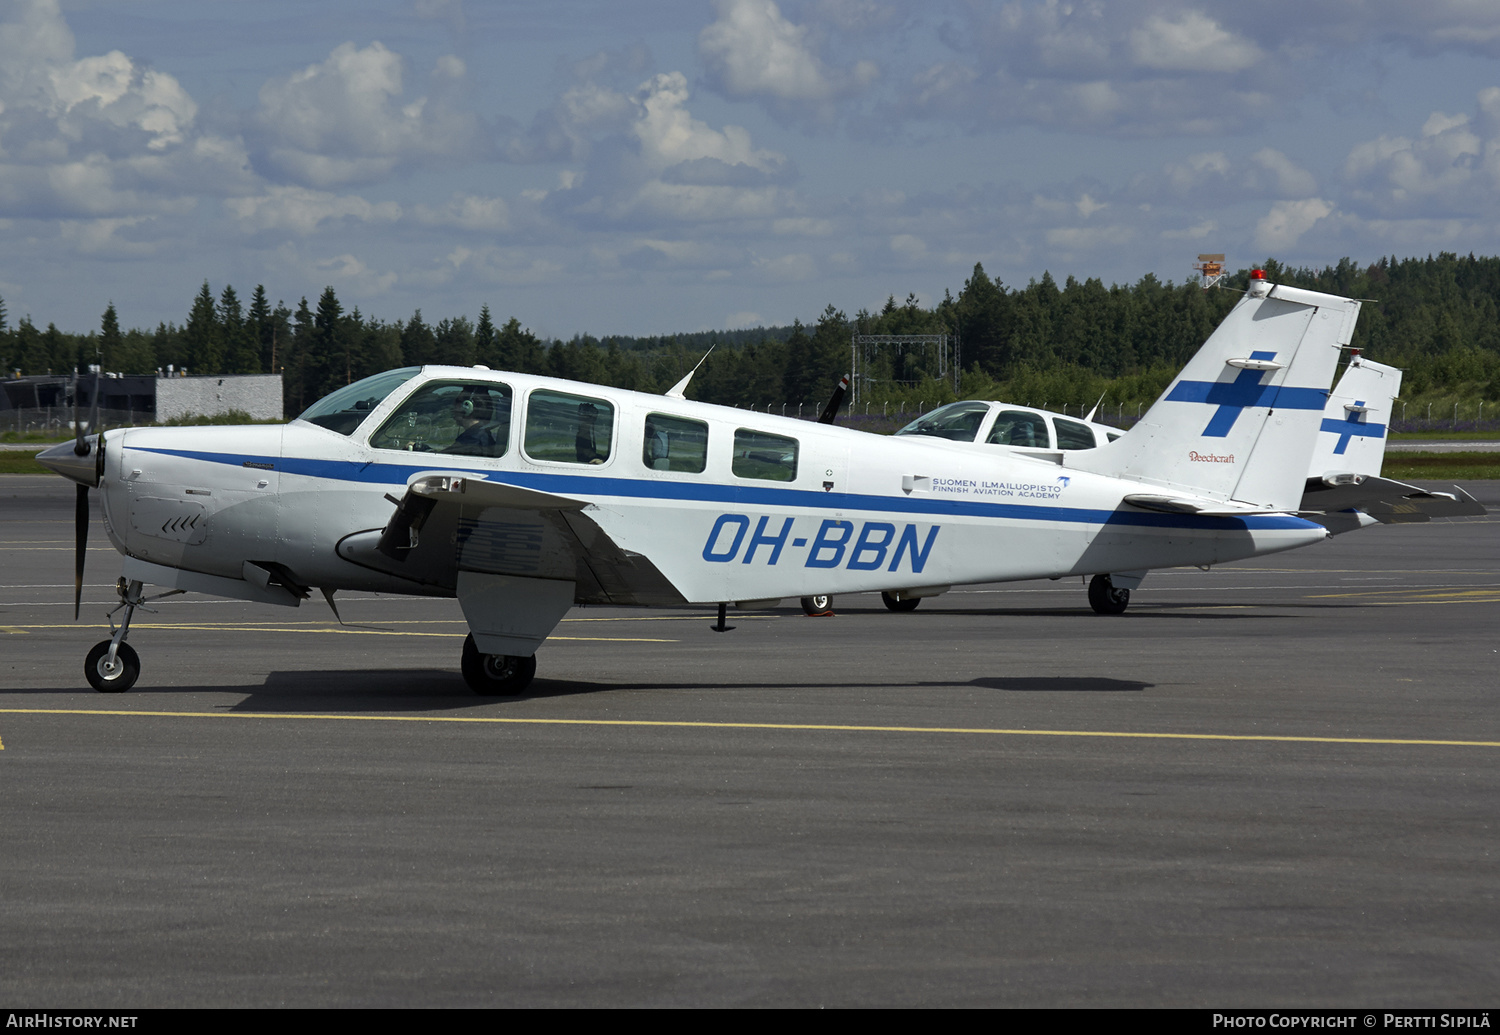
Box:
[296,368,421,435]
[893,401,992,443]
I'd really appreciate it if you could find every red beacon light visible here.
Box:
[1247,267,1271,298]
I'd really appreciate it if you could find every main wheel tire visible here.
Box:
[800,594,833,616]
[461,634,537,695]
[1087,574,1130,615]
[881,591,921,612]
[85,640,139,693]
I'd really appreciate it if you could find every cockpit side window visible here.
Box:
[369,381,513,458]
[525,390,614,464]
[297,368,420,436]
[986,410,1051,448]
[643,413,708,473]
[894,401,991,443]
[732,429,798,481]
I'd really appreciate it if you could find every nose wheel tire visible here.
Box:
[461,634,537,695]
[881,591,921,612]
[1088,574,1130,615]
[85,640,140,693]
[801,595,833,616]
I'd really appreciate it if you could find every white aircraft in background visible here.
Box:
[873,351,1483,614]
[39,272,1481,695]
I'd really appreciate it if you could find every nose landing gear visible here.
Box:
[83,578,180,693]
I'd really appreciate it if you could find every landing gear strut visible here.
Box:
[1087,574,1130,615]
[461,633,536,695]
[85,578,149,692]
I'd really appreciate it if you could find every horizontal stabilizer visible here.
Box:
[1300,477,1486,531]
[1124,493,1286,517]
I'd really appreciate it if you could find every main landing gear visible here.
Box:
[800,594,833,616]
[461,634,537,695]
[84,578,157,692]
[1087,573,1130,615]
[880,591,920,612]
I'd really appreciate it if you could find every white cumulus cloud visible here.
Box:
[699,0,878,117]
[254,42,482,186]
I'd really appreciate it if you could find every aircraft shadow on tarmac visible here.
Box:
[2,669,1155,706]
[830,604,1298,619]
[210,669,1155,707]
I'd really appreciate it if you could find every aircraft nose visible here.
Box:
[36,437,101,488]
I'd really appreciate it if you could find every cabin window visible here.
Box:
[297,367,420,436]
[525,390,614,464]
[643,413,708,473]
[732,429,798,482]
[1054,417,1097,450]
[894,401,990,443]
[986,411,1051,448]
[369,380,513,458]
[1107,432,1121,442]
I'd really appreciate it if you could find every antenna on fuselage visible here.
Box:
[665,344,716,400]
[1084,392,1105,422]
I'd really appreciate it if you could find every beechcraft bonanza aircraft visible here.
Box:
[39,272,1485,694]
[875,347,1484,613]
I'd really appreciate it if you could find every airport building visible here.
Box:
[2,371,283,430]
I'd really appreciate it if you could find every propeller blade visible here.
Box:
[72,370,86,456]
[74,483,88,620]
[817,374,850,425]
[89,368,101,437]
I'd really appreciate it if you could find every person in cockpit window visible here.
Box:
[447,390,497,456]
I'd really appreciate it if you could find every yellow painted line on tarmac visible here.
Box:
[0,622,675,642]
[1,707,1498,749]
[0,627,30,634]
[1305,588,1500,601]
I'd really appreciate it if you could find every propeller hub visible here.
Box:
[37,436,101,488]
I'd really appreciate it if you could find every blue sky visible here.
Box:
[5,0,1500,340]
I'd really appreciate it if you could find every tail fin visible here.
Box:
[1307,355,1400,479]
[1073,278,1360,509]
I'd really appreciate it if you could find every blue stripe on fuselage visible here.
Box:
[130,446,1320,533]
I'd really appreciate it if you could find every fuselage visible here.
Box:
[90,365,1328,605]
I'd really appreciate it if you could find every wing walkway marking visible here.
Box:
[2,708,1498,749]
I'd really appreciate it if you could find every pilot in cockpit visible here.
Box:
[446,390,498,456]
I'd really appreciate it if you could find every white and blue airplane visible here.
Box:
[38,273,1479,695]
[876,349,1482,611]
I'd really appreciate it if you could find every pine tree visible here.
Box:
[475,305,497,367]
[309,286,346,398]
[496,317,544,373]
[100,303,122,372]
[401,310,435,366]
[220,285,260,374]
[183,281,223,375]
[248,285,275,371]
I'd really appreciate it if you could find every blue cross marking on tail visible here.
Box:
[1320,399,1386,455]
[1165,350,1328,438]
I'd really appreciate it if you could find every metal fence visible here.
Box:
[3,407,154,434]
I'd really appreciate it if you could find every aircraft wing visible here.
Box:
[1300,475,1486,533]
[336,474,687,606]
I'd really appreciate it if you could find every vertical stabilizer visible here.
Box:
[1307,356,1400,479]
[1073,277,1360,509]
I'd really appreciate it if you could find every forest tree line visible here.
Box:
[3,252,1500,417]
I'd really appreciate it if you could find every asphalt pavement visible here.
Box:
[2,475,1498,1007]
